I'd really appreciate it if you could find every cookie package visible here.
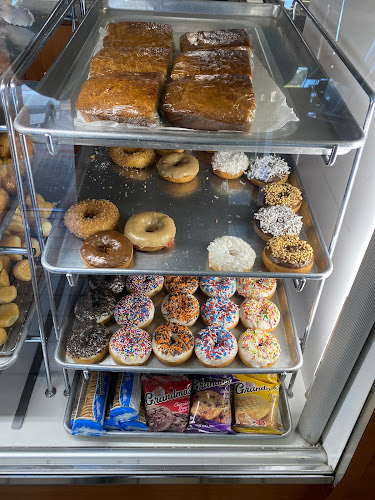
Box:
[141,374,192,432]
[188,375,236,433]
[232,374,282,434]
[109,372,142,426]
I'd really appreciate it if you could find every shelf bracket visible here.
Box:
[322,145,339,166]
[45,133,56,156]
[66,273,78,287]
[83,370,90,380]
[293,278,306,292]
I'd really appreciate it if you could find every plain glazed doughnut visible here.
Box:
[161,292,200,327]
[195,325,238,368]
[240,297,280,332]
[207,236,256,272]
[64,199,120,240]
[109,327,152,366]
[66,323,110,364]
[200,277,236,298]
[247,156,290,186]
[114,293,154,328]
[262,182,303,213]
[74,288,116,324]
[124,211,176,251]
[238,329,281,368]
[152,323,194,364]
[80,230,133,268]
[201,296,239,329]
[109,147,155,169]
[164,276,199,294]
[237,278,277,299]
[157,152,199,183]
[126,275,164,297]
[253,206,303,241]
[211,151,249,179]
[263,235,314,273]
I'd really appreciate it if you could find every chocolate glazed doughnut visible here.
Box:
[80,230,133,268]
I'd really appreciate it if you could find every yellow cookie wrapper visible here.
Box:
[232,374,282,434]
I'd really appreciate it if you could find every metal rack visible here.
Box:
[0,0,373,437]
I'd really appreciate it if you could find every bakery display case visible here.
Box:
[0,0,374,484]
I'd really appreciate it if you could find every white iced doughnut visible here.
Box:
[240,297,280,332]
[109,327,152,366]
[195,325,238,368]
[237,278,277,299]
[161,293,200,326]
[201,296,239,329]
[152,323,194,364]
[126,275,164,297]
[200,276,236,298]
[207,236,256,272]
[238,329,281,368]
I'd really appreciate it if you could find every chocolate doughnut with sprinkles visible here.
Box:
[109,327,152,366]
[66,323,111,364]
[161,292,200,327]
[263,235,314,273]
[114,293,154,328]
[201,296,239,329]
[74,288,116,324]
[262,182,303,213]
[253,206,303,241]
[247,155,290,186]
[152,323,194,364]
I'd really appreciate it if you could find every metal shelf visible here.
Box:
[55,276,302,374]
[64,370,293,439]
[14,0,364,156]
[42,148,332,279]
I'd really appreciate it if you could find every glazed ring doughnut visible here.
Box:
[152,323,194,364]
[240,297,280,332]
[207,236,256,272]
[238,329,281,368]
[80,230,133,268]
[262,182,303,213]
[155,149,184,156]
[109,147,155,169]
[124,211,176,251]
[64,199,120,240]
[263,235,314,273]
[157,152,199,183]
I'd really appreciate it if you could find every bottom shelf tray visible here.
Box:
[64,371,292,440]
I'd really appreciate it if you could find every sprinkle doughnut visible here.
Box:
[211,151,249,179]
[200,277,236,298]
[114,293,154,328]
[262,182,303,213]
[157,152,199,183]
[263,235,314,273]
[164,276,199,294]
[161,292,200,326]
[64,199,120,240]
[109,147,155,169]
[253,206,303,241]
[195,325,238,368]
[152,323,194,364]
[207,236,256,272]
[246,155,290,186]
[88,275,126,294]
[109,327,152,366]
[80,230,133,268]
[240,297,280,332]
[201,296,239,329]
[124,211,176,251]
[66,323,110,364]
[74,288,116,324]
[155,149,184,156]
[238,329,281,368]
[126,275,164,297]
[237,278,277,299]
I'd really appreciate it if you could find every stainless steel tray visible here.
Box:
[14,0,364,156]
[55,277,302,374]
[42,148,332,279]
[63,370,292,439]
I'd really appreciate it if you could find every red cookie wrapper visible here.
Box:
[141,374,192,432]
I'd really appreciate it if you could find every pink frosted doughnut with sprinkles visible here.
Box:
[201,296,239,329]
[126,275,164,297]
[114,293,154,328]
[200,277,236,298]
[237,278,277,299]
[109,327,152,365]
[195,325,238,368]
[240,297,280,332]
[238,329,281,368]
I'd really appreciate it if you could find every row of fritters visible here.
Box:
[67,323,281,369]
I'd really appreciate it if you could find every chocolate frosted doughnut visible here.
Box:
[80,230,133,269]
[66,323,111,364]
[74,288,116,324]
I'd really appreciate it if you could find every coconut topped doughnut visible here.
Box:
[254,206,302,240]
[211,151,249,179]
[208,235,256,272]
[247,155,290,185]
